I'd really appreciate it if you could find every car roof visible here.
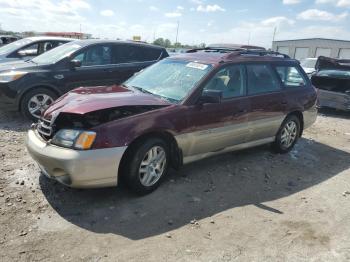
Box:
[170,48,297,66]
[208,43,266,50]
[25,36,74,42]
[71,39,166,50]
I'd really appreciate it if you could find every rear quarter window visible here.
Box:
[275,66,306,87]
[139,47,162,61]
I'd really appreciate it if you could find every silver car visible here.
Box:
[0,37,73,63]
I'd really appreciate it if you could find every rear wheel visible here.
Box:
[273,115,300,153]
[124,138,169,195]
[20,88,57,121]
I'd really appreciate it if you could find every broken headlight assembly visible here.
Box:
[51,129,96,150]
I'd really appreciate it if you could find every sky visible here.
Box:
[0,0,350,48]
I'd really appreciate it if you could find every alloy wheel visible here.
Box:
[280,120,298,149]
[139,146,167,187]
[28,94,54,119]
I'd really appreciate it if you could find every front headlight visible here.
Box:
[0,71,27,83]
[51,129,96,150]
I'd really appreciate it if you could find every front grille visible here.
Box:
[37,116,54,140]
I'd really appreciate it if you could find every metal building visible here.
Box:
[272,38,350,60]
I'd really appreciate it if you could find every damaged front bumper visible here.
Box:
[26,129,127,188]
[318,89,350,111]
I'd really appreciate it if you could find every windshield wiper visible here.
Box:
[130,85,153,95]
[125,84,178,104]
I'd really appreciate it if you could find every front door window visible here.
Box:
[203,65,246,99]
[72,45,112,66]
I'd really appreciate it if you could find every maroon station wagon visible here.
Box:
[26,48,318,194]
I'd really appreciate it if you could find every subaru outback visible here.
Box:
[26,47,317,194]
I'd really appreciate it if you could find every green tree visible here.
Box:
[174,42,182,48]
[153,38,165,46]
[164,39,171,48]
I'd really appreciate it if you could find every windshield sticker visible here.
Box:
[186,62,208,70]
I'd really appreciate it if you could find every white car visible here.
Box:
[0,37,73,63]
[300,58,317,77]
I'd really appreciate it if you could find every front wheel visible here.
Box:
[124,138,169,195]
[272,115,301,153]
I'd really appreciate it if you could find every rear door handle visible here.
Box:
[281,101,288,105]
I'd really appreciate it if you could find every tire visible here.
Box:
[20,88,58,121]
[272,115,301,154]
[123,138,169,195]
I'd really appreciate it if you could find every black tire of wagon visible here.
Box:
[272,115,301,154]
[123,138,169,195]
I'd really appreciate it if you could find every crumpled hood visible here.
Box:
[44,85,171,117]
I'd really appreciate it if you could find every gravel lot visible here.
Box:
[0,109,350,262]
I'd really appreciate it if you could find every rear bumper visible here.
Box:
[318,89,350,111]
[303,103,318,129]
[26,129,127,188]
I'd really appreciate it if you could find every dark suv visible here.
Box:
[26,48,317,194]
[0,40,168,119]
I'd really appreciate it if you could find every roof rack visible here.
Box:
[235,49,291,59]
[186,47,246,53]
[186,47,290,59]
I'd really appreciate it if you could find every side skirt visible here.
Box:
[183,137,275,164]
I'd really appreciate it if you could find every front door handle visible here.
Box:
[281,101,288,105]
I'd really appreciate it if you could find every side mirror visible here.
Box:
[198,89,222,104]
[70,59,82,69]
[18,50,37,57]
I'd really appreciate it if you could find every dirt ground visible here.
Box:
[0,109,350,262]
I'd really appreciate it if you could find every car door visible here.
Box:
[61,44,114,90]
[180,64,250,157]
[245,63,287,142]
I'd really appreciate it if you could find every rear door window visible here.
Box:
[113,45,137,63]
[112,45,161,64]
[246,64,281,95]
[275,66,306,87]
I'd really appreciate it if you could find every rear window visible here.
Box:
[275,66,306,87]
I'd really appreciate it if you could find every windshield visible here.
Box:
[0,38,33,55]
[124,59,212,103]
[301,58,317,69]
[31,42,82,64]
